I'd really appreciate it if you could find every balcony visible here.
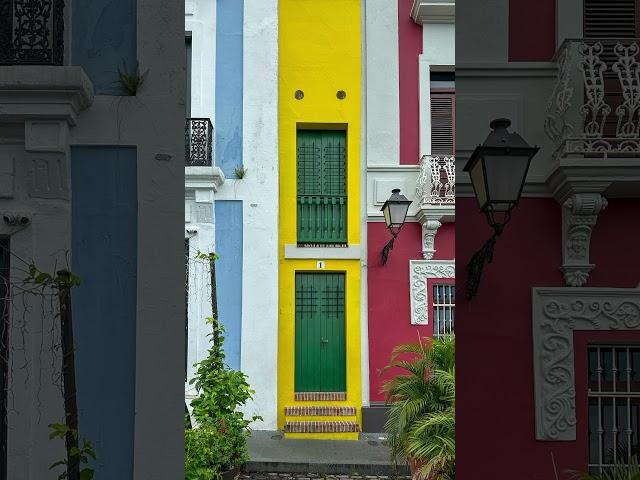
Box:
[0,0,65,66]
[297,195,347,245]
[415,155,454,259]
[184,118,224,197]
[185,118,213,167]
[416,155,455,206]
[545,38,640,159]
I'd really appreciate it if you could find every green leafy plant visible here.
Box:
[186,317,260,480]
[185,418,249,480]
[233,166,248,179]
[382,336,455,480]
[195,251,219,263]
[570,455,640,480]
[48,424,96,480]
[117,61,148,96]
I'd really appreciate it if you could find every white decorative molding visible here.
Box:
[411,0,455,24]
[0,156,16,199]
[409,259,455,325]
[185,166,225,192]
[532,287,640,441]
[560,193,607,286]
[421,219,442,260]
[284,245,361,260]
[26,155,69,199]
[0,66,94,126]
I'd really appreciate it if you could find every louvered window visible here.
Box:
[431,93,455,156]
[584,0,639,38]
[297,130,347,245]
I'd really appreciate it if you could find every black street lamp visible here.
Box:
[380,189,412,265]
[463,118,539,299]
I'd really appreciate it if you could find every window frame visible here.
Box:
[586,343,640,474]
[428,278,455,339]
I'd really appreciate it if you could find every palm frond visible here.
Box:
[570,455,640,480]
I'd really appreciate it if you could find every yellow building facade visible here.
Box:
[278,0,363,439]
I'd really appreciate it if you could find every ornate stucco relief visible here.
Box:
[409,259,455,325]
[532,287,640,441]
[561,193,607,286]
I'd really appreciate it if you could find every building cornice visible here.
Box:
[185,166,225,192]
[411,0,455,24]
[0,66,94,125]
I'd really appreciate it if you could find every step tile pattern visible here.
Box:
[294,392,347,401]
[241,474,410,480]
[284,420,359,433]
[285,406,356,416]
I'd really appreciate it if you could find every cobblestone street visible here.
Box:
[241,473,410,480]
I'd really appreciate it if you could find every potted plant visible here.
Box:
[185,318,260,480]
[382,336,455,480]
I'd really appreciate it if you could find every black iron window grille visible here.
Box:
[185,118,213,167]
[0,0,64,66]
[588,345,640,474]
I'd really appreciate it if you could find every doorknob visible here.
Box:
[320,338,329,344]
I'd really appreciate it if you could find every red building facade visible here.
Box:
[364,0,456,423]
[458,0,640,476]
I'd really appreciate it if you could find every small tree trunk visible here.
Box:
[209,259,220,346]
[57,271,80,480]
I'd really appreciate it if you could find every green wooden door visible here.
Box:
[296,130,347,244]
[295,273,346,392]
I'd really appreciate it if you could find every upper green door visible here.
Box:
[295,273,346,392]
[296,130,347,244]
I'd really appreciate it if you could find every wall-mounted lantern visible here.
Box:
[380,189,412,265]
[464,118,539,299]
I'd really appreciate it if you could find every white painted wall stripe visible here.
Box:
[365,0,400,166]
[238,0,279,431]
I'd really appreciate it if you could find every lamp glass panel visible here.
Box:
[483,154,529,203]
[389,202,410,227]
[382,204,391,227]
[469,159,487,209]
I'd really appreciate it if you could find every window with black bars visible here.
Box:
[432,284,455,339]
[588,345,640,474]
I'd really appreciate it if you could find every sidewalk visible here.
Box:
[246,431,409,476]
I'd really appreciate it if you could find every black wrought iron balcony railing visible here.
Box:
[545,38,640,158]
[185,118,214,167]
[0,0,65,66]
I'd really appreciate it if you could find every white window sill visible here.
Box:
[284,244,361,260]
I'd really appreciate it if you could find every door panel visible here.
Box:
[295,273,346,392]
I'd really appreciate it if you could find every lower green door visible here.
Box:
[295,273,346,392]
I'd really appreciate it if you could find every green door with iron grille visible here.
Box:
[295,273,346,392]
[296,130,347,244]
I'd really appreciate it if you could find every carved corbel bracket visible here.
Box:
[561,193,607,286]
[421,218,442,260]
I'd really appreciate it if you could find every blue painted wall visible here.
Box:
[71,147,137,479]
[72,0,137,95]
[215,201,243,370]
[215,0,244,176]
